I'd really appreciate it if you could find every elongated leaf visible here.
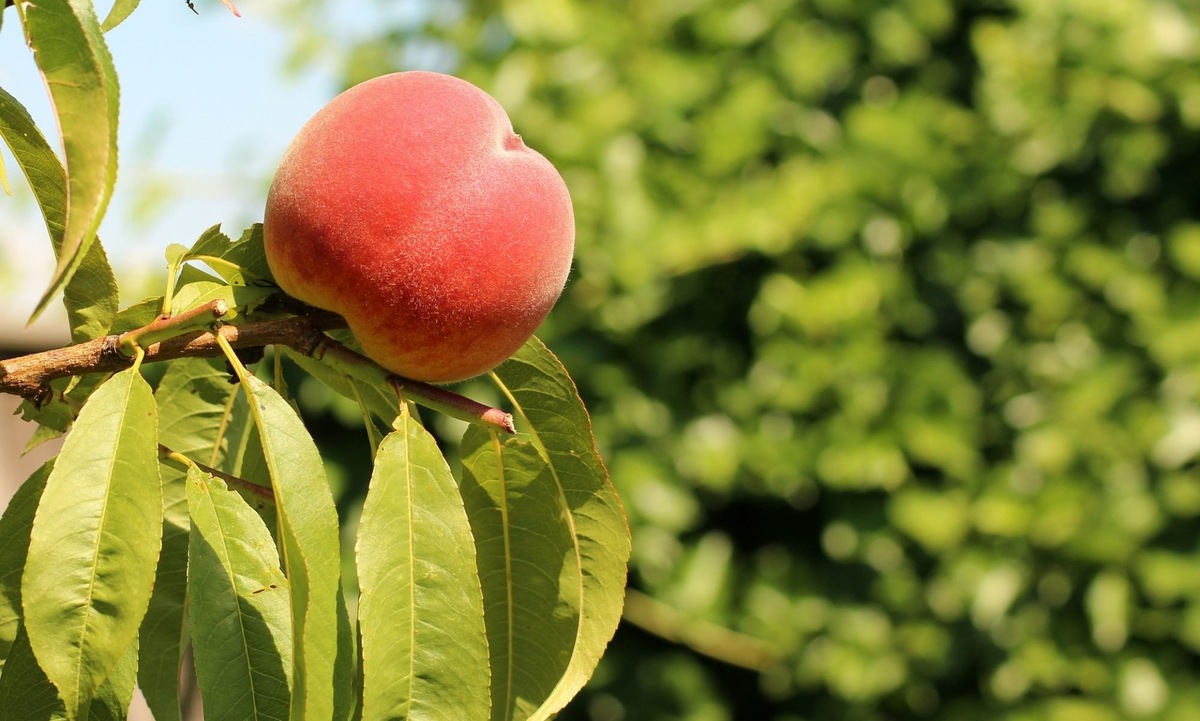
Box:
[22,367,163,719]
[136,463,189,721]
[461,430,579,721]
[185,223,273,286]
[236,374,354,720]
[155,357,275,531]
[22,0,120,323]
[64,242,119,341]
[90,637,138,721]
[0,86,117,340]
[139,356,257,721]
[0,623,64,721]
[99,0,140,31]
[358,408,489,720]
[490,339,630,720]
[221,388,281,538]
[0,461,51,672]
[187,466,292,721]
[0,623,138,721]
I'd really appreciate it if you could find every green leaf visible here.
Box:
[90,637,138,721]
[283,348,400,427]
[64,242,119,342]
[0,86,117,341]
[156,356,239,462]
[460,429,578,721]
[137,464,189,721]
[22,367,163,719]
[222,389,280,535]
[0,623,65,721]
[170,280,237,318]
[138,355,272,721]
[0,461,52,671]
[165,242,189,268]
[16,386,77,435]
[235,374,354,720]
[0,87,63,236]
[109,296,162,333]
[489,338,631,720]
[171,277,274,320]
[99,0,140,30]
[357,408,489,721]
[187,465,292,721]
[23,424,65,454]
[185,223,274,286]
[22,0,120,323]
[0,623,138,721]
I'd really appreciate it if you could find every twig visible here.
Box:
[117,299,229,356]
[0,309,516,435]
[312,337,516,434]
[159,445,275,504]
[0,314,336,399]
[621,589,783,672]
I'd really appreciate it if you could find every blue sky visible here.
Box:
[0,0,352,328]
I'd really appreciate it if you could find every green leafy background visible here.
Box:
[273,0,1200,718]
[4,0,1200,718]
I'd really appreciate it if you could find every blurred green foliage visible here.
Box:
[285,0,1200,718]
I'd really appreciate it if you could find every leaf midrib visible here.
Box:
[73,369,136,707]
[203,479,269,721]
[493,371,586,721]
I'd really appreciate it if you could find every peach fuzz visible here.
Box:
[263,71,575,383]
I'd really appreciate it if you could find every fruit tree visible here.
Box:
[0,2,630,720]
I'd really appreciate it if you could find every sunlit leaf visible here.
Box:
[0,624,63,721]
[0,86,117,341]
[235,374,354,720]
[0,462,51,671]
[187,465,292,721]
[357,407,489,720]
[22,0,120,323]
[490,338,630,721]
[460,428,578,721]
[185,223,273,286]
[0,623,139,721]
[170,280,236,317]
[99,0,140,32]
[22,367,162,718]
[139,357,243,721]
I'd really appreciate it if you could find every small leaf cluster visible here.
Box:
[0,2,629,720]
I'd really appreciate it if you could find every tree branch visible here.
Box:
[159,444,275,505]
[0,310,516,434]
[621,589,783,672]
[0,314,335,399]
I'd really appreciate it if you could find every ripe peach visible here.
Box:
[263,71,575,383]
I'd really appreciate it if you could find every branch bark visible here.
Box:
[0,313,337,400]
[1,310,516,434]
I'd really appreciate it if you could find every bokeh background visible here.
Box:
[6,0,1200,719]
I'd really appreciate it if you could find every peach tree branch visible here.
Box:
[0,310,515,434]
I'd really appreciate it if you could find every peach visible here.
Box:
[263,71,575,383]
